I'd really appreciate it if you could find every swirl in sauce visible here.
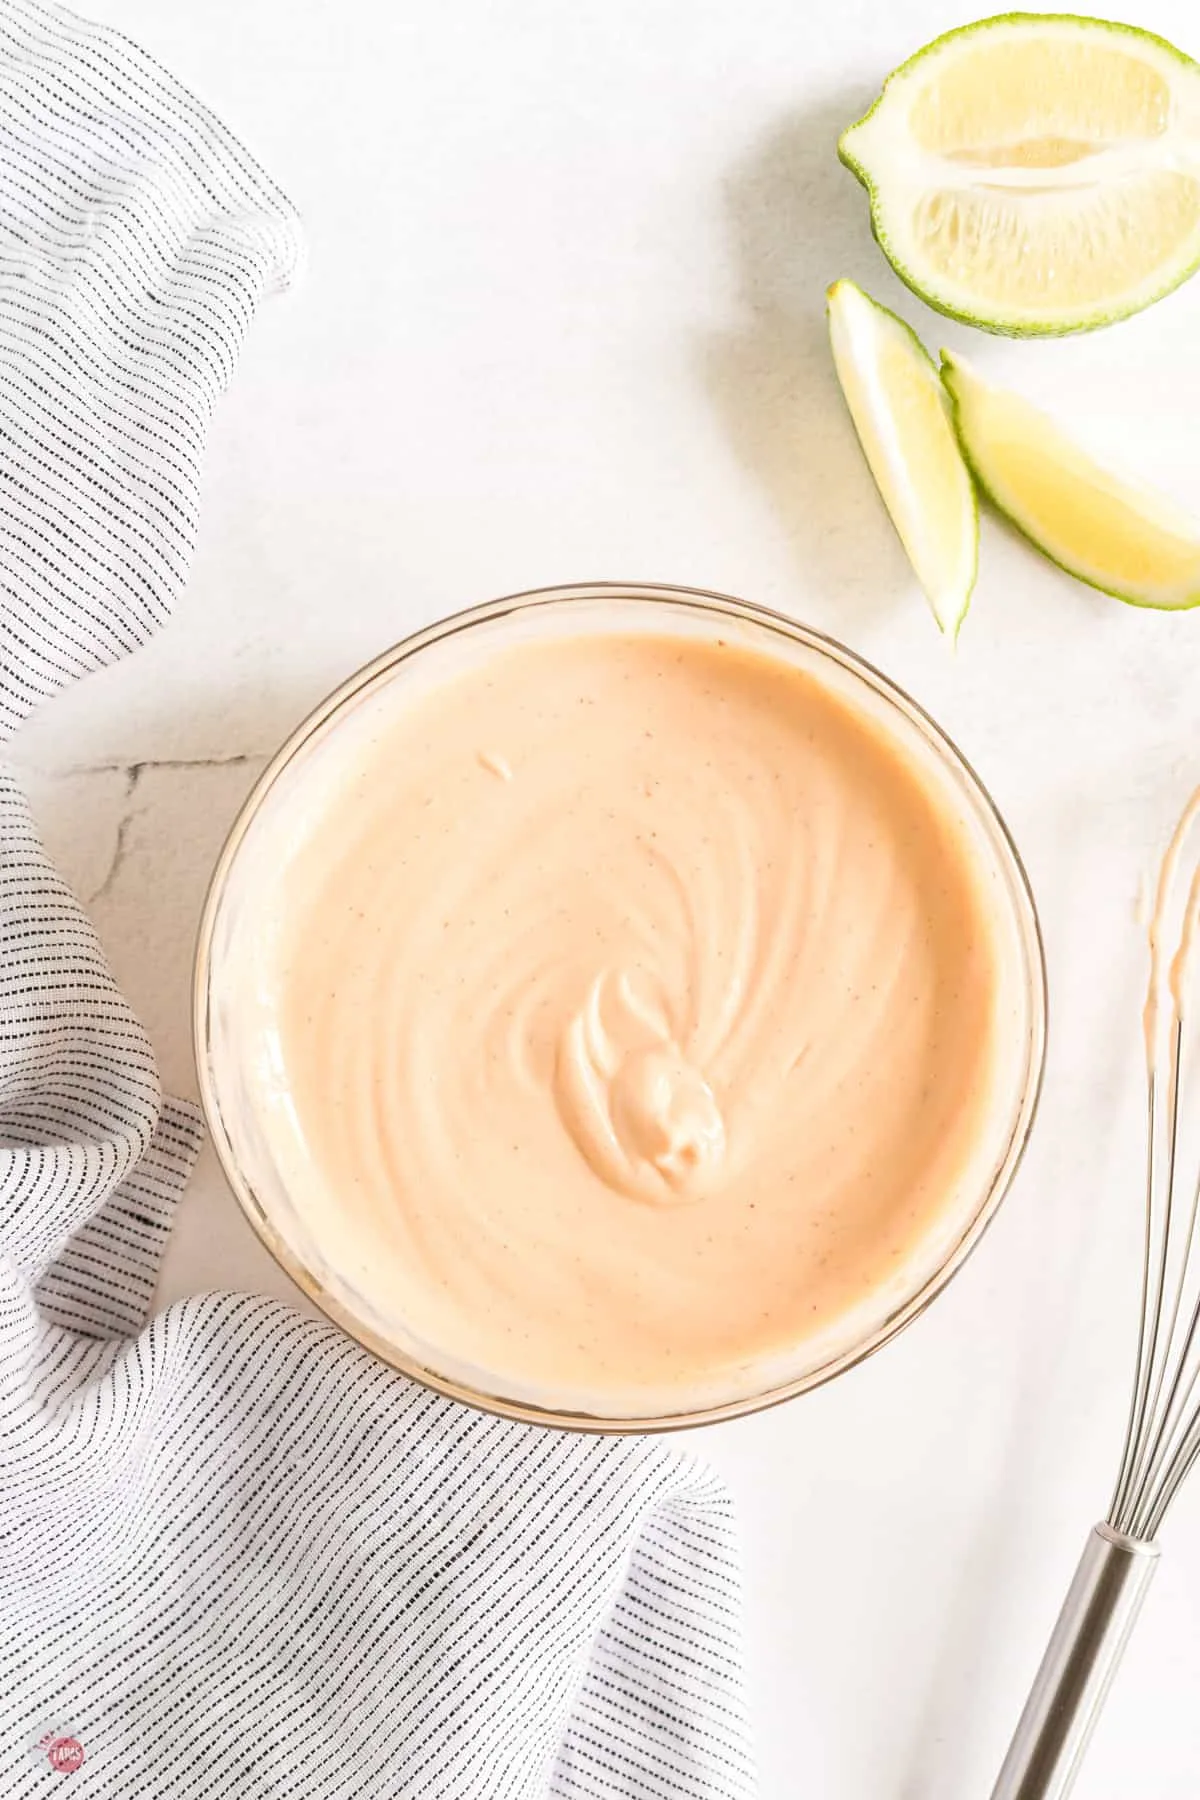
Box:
[263,632,1013,1412]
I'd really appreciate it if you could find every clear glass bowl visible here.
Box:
[194,582,1047,1432]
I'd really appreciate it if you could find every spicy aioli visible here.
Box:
[262,631,1012,1412]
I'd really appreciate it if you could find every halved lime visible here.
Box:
[841,14,1200,335]
[942,350,1200,607]
[828,280,977,638]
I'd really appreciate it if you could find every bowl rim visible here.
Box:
[193,579,1049,1434]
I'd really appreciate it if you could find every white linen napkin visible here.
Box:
[0,3,756,1794]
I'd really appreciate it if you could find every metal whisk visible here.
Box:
[992,791,1200,1800]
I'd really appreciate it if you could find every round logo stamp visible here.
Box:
[47,1737,85,1773]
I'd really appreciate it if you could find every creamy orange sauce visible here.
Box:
[1145,784,1200,1065]
[254,630,1013,1412]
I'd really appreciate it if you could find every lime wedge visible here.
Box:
[840,15,1200,335]
[942,351,1200,608]
[828,280,977,638]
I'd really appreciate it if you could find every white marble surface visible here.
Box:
[14,0,1200,1792]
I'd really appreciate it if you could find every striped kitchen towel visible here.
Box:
[0,3,756,1797]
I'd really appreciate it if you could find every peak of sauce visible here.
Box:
[233,627,1028,1417]
[556,967,726,1202]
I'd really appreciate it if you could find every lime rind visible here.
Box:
[940,350,1200,610]
[828,280,978,639]
[839,12,1200,338]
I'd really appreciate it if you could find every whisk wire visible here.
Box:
[1110,1021,1183,1534]
[1149,1405,1200,1535]
[1108,1080,1159,1526]
[1128,1174,1200,1539]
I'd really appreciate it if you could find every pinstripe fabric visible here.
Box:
[0,4,756,1794]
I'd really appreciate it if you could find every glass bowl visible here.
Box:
[194,581,1047,1432]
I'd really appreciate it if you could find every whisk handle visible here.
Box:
[990,1524,1159,1800]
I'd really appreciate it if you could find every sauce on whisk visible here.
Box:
[1144,786,1200,1065]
